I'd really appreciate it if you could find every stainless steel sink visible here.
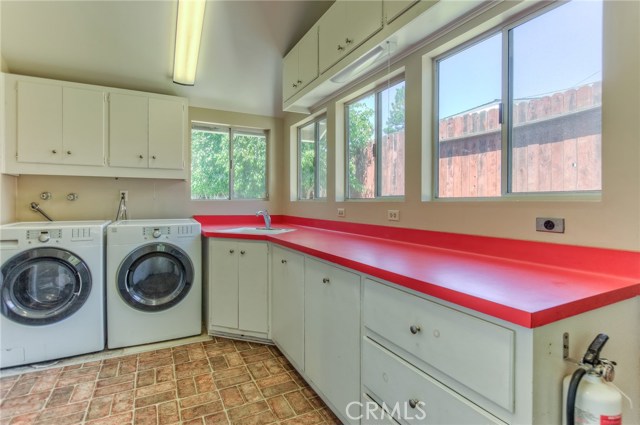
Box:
[217,227,295,235]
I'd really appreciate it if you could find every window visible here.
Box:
[298,117,327,200]
[346,80,405,199]
[435,0,602,198]
[191,124,267,200]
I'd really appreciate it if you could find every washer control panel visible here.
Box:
[143,226,171,239]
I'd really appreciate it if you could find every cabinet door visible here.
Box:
[238,242,269,333]
[148,98,184,170]
[384,0,419,24]
[345,0,383,54]
[271,246,305,369]
[62,87,106,166]
[109,93,148,168]
[16,81,62,164]
[318,1,346,73]
[297,26,319,91]
[305,258,361,424]
[283,48,299,101]
[209,239,239,329]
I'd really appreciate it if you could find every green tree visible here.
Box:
[190,130,266,200]
[347,97,375,198]
[384,85,405,134]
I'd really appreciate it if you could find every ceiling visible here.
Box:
[0,0,334,117]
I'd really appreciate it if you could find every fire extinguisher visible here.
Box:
[563,333,623,425]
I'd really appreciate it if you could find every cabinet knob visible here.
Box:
[240,250,246,255]
[139,154,144,159]
[281,259,287,264]
[229,249,235,254]
[66,150,71,155]
[52,150,57,154]
[322,278,330,284]
[408,399,421,409]
[345,38,353,44]
[296,80,302,84]
[409,325,421,334]
[152,155,156,159]
[292,83,298,88]
[337,45,345,51]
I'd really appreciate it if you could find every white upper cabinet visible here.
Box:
[110,94,185,170]
[109,93,148,168]
[4,73,187,179]
[148,98,184,170]
[319,0,383,73]
[283,26,319,101]
[17,81,63,164]
[16,81,105,166]
[384,0,420,24]
[62,87,106,166]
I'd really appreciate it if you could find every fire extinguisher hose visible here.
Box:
[567,367,587,425]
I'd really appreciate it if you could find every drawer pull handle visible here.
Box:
[240,250,246,255]
[409,399,421,409]
[322,278,330,284]
[281,259,287,264]
[229,249,235,254]
[409,325,421,334]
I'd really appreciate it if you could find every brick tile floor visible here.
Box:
[0,337,342,424]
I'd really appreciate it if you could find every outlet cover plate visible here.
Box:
[536,217,564,233]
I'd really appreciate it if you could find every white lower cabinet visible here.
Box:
[304,258,361,424]
[271,246,305,369]
[207,239,269,339]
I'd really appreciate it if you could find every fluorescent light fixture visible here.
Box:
[173,0,206,86]
[330,41,397,84]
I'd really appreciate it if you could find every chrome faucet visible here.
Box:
[256,210,271,229]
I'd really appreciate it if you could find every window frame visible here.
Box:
[190,122,269,201]
[432,1,603,201]
[297,115,327,201]
[344,75,406,200]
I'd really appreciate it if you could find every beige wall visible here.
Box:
[1,1,19,225]
[14,107,283,222]
[283,1,640,251]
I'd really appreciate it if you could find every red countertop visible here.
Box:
[194,215,640,329]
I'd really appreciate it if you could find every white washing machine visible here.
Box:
[106,219,201,349]
[0,220,110,368]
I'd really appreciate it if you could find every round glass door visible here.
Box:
[117,243,194,312]
[0,248,92,325]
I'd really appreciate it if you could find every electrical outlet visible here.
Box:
[337,208,345,218]
[387,210,400,221]
[536,217,564,233]
[119,190,128,202]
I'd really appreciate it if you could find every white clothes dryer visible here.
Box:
[0,220,109,368]
[106,219,201,349]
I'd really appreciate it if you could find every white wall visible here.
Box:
[14,107,283,221]
[283,1,640,251]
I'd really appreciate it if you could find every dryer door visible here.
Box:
[0,248,92,325]
[117,242,194,312]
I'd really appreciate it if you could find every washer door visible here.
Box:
[0,248,92,326]
[117,243,194,312]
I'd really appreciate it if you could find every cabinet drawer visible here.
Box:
[361,394,401,425]
[363,338,505,425]
[363,279,514,411]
